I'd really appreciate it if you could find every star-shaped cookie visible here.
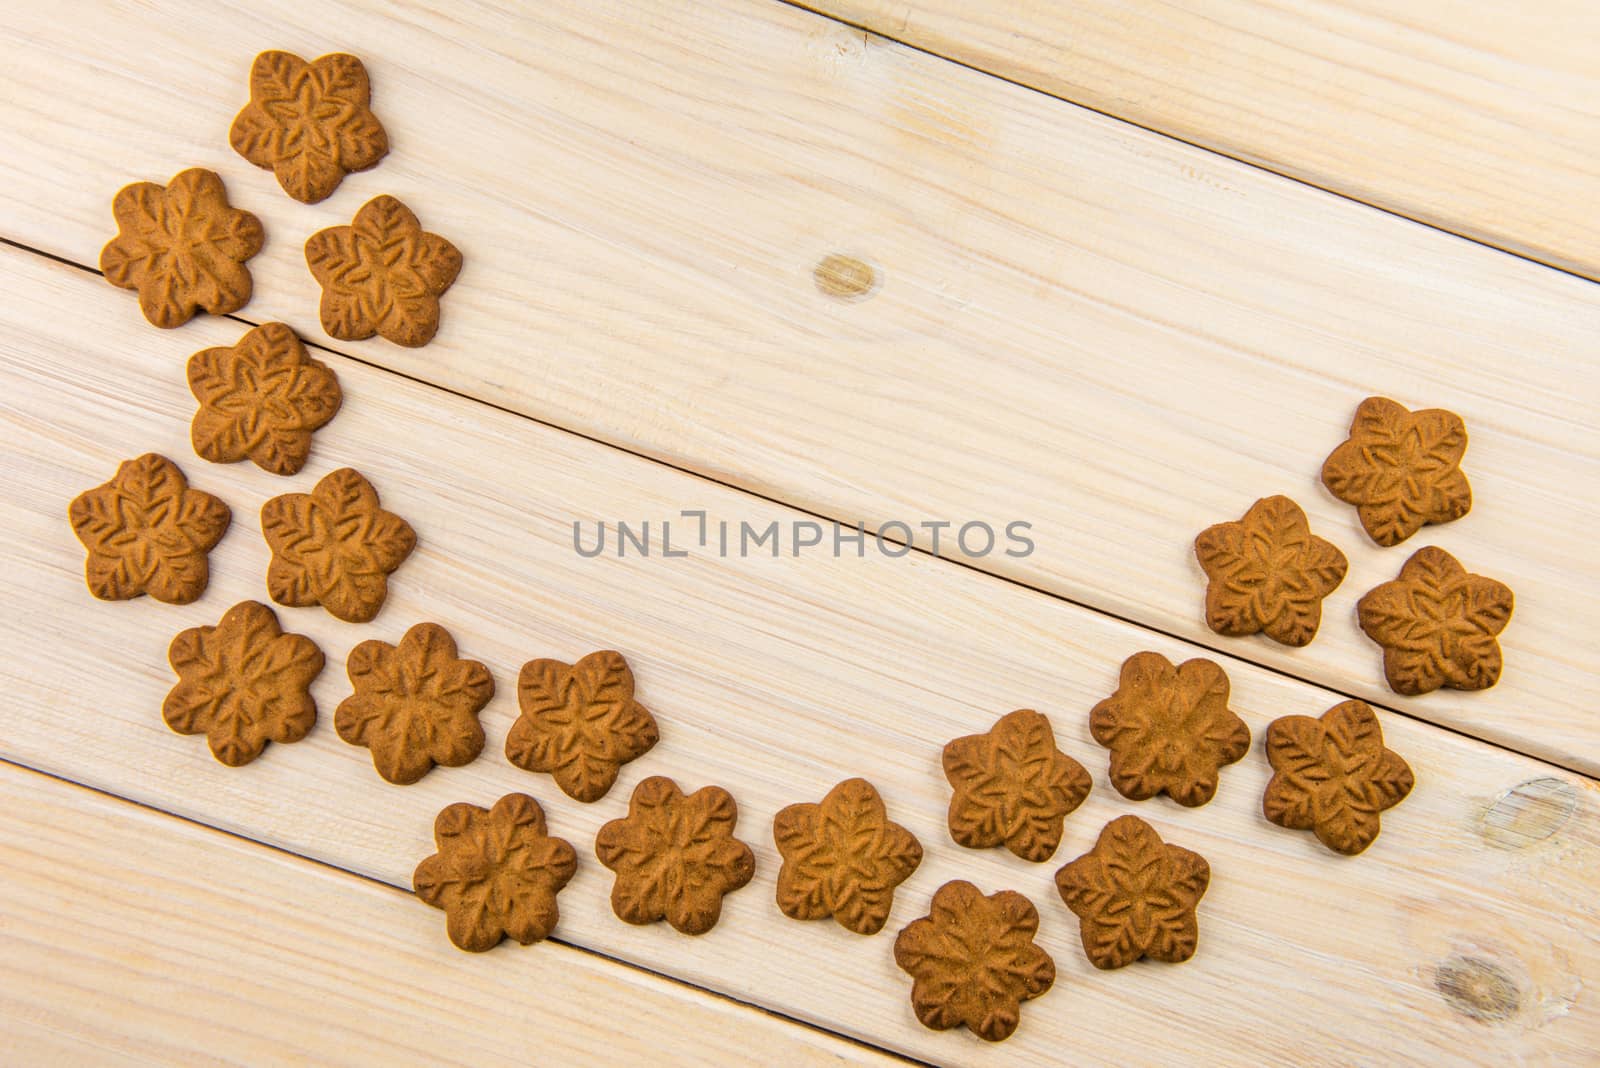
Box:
[893,880,1055,1042]
[69,453,231,604]
[1194,495,1348,647]
[505,650,659,802]
[336,622,494,784]
[188,322,343,476]
[100,168,263,328]
[1090,652,1250,807]
[942,709,1091,862]
[1321,396,1472,546]
[163,600,324,766]
[595,776,755,935]
[305,194,462,347]
[1054,815,1210,969]
[260,467,416,623]
[413,793,577,952]
[773,778,923,935]
[1264,700,1415,855]
[1357,546,1513,695]
[229,50,389,204]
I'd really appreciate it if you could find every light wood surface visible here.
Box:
[2,247,1596,1065]
[0,762,900,1068]
[2,0,1595,773]
[795,0,1600,281]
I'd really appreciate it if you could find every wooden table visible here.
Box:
[2,2,1595,1064]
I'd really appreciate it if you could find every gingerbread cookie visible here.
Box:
[893,880,1055,1042]
[69,453,230,604]
[305,195,462,347]
[1264,700,1415,855]
[943,709,1090,862]
[336,622,494,784]
[1091,652,1250,807]
[413,793,577,952]
[1357,546,1513,694]
[188,322,342,476]
[1194,495,1348,647]
[230,50,389,204]
[773,778,923,935]
[1321,396,1472,546]
[163,600,324,766]
[1054,815,1210,969]
[595,776,755,935]
[100,168,263,328]
[505,650,659,802]
[261,468,416,623]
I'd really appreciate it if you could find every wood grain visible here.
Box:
[2,247,1596,1064]
[1,0,1594,772]
[0,761,898,1068]
[794,0,1600,281]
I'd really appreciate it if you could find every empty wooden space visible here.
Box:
[1,0,1595,774]
[796,0,1600,281]
[0,762,898,1068]
[2,248,1597,1063]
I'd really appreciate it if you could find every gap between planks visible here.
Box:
[4,233,1579,787]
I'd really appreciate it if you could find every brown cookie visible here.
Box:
[1357,546,1513,695]
[1264,700,1415,855]
[1321,396,1472,546]
[336,622,494,784]
[1194,495,1348,647]
[942,709,1090,862]
[68,453,231,604]
[1091,652,1250,807]
[229,50,388,204]
[413,793,577,952]
[188,322,342,476]
[505,650,659,802]
[305,195,462,347]
[163,600,324,766]
[100,168,263,328]
[595,776,755,935]
[260,467,416,623]
[1054,815,1210,969]
[893,880,1055,1042]
[772,778,923,935]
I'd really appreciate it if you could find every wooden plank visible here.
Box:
[795,0,1600,282]
[0,762,899,1067]
[1,0,1595,772]
[1,246,1596,1064]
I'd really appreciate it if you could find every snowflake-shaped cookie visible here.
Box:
[773,778,922,935]
[100,168,263,328]
[336,622,494,784]
[69,453,230,604]
[413,793,577,952]
[229,50,388,204]
[894,880,1055,1042]
[595,776,755,935]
